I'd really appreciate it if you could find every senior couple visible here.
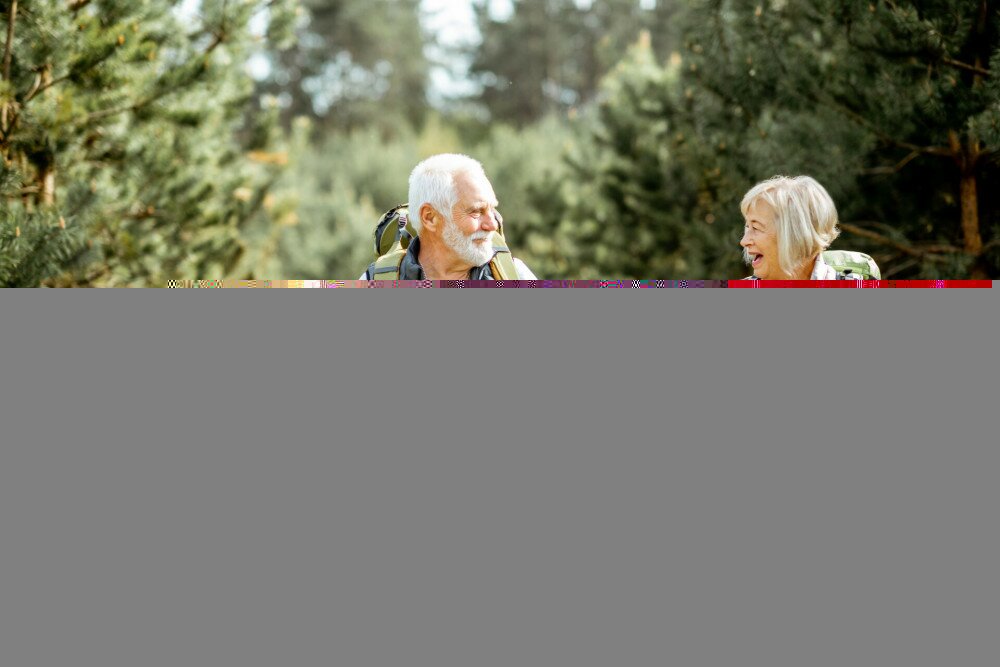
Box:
[361,153,879,282]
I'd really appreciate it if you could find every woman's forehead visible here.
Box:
[745,198,775,223]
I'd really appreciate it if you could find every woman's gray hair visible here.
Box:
[741,175,842,277]
[408,154,487,235]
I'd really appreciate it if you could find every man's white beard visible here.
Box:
[443,216,494,267]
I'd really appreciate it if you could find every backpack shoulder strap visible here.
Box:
[370,247,407,281]
[374,204,415,258]
[487,232,518,280]
[370,231,518,281]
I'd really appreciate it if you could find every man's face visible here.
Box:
[442,171,500,267]
[740,200,781,279]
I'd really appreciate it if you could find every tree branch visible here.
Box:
[824,96,953,159]
[941,57,990,77]
[840,222,959,261]
[881,257,920,278]
[83,101,141,125]
[24,72,70,103]
[0,68,70,145]
[68,0,94,13]
[860,149,923,175]
[81,15,234,129]
[205,0,231,54]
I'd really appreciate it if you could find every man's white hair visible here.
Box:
[741,175,841,277]
[408,154,487,235]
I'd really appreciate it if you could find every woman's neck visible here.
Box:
[793,255,819,281]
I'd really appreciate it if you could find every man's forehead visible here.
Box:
[454,171,497,205]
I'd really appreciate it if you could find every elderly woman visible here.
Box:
[739,176,880,280]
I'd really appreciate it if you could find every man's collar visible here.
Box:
[398,237,425,280]
[404,236,495,280]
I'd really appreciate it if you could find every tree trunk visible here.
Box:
[950,130,984,258]
[19,153,32,211]
[959,171,990,278]
[959,169,983,256]
[40,165,55,206]
[2,0,18,133]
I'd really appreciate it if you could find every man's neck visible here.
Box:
[417,238,474,280]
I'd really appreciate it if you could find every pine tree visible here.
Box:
[258,0,430,132]
[550,0,1000,278]
[469,0,683,126]
[561,0,1000,279]
[529,33,735,279]
[1,0,297,287]
[680,0,1000,278]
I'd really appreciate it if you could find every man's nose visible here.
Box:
[483,210,499,232]
[740,229,752,247]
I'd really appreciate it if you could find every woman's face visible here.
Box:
[740,201,781,279]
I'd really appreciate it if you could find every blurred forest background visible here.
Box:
[1,0,999,285]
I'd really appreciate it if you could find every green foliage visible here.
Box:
[268,119,425,278]
[1,0,298,286]
[525,0,1000,279]
[267,112,575,279]
[0,208,86,287]
[528,37,738,279]
[471,115,579,278]
[259,0,431,131]
[674,0,1000,278]
[469,0,683,126]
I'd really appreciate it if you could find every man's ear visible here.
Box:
[420,203,442,234]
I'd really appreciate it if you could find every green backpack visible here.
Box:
[369,204,519,280]
[822,250,882,280]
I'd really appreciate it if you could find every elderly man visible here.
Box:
[740,175,881,280]
[361,154,537,281]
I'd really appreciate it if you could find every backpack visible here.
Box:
[821,250,881,280]
[369,204,519,280]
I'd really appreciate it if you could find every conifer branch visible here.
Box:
[842,18,991,79]
[840,222,960,260]
[82,12,238,128]
[941,57,990,77]
[82,102,140,124]
[24,72,70,103]
[861,150,923,175]
[205,0,231,54]
[825,96,953,159]
[0,68,69,145]
[68,0,93,13]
